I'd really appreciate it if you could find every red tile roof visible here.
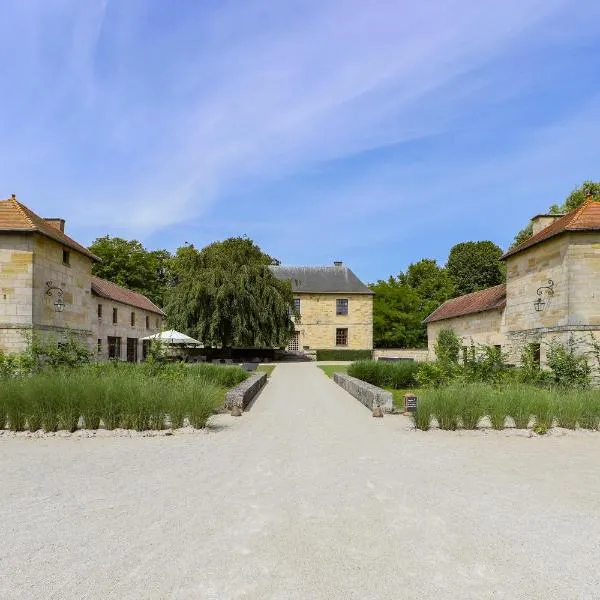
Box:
[0,196,100,261]
[423,284,506,323]
[502,200,600,259]
[91,276,165,316]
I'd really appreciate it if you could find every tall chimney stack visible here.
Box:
[44,218,66,233]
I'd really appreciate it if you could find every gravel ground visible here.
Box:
[1,362,600,599]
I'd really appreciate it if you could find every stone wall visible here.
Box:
[373,348,429,362]
[292,293,373,350]
[92,295,164,362]
[224,372,267,410]
[0,233,34,352]
[426,309,505,359]
[332,372,393,412]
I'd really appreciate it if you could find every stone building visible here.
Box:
[425,200,600,367]
[0,195,165,361]
[270,262,373,354]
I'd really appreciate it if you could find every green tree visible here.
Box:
[446,241,505,296]
[164,237,293,348]
[371,259,454,348]
[89,236,171,307]
[512,180,600,247]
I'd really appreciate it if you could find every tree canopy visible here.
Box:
[89,236,171,307]
[371,259,454,348]
[164,237,294,348]
[512,180,600,247]
[446,241,505,296]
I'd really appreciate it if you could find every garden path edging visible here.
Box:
[224,372,268,410]
[332,373,393,413]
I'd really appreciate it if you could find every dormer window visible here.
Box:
[62,249,70,266]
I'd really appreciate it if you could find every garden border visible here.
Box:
[224,372,267,410]
[333,372,393,413]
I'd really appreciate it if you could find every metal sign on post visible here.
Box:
[403,393,417,415]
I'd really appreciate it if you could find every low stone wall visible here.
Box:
[224,372,267,410]
[373,348,429,362]
[333,373,393,413]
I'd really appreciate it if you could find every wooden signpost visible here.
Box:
[403,393,417,416]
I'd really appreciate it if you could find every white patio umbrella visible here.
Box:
[141,329,203,346]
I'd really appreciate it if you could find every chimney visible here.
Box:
[530,214,562,236]
[44,218,66,233]
[333,260,343,267]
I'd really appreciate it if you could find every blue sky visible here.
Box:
[1,1,599,284]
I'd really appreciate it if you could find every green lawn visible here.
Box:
[317,364,348,378]
[257,364,276,377]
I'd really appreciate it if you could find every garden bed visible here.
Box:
[0,363,249,434]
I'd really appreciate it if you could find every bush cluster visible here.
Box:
[412,384,600,432]
[0,362,248,433]
[347,360,420,389]
[316,349,373,361]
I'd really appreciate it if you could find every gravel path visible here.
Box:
[1,363,600,599]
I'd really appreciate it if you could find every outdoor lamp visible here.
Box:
[54,297,65,312]
[46,280,65,313]
[534,280,554,312]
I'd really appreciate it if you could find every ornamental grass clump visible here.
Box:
[504,385,534,429]
[412,395,433,431]
[456,385,486,430]
[487,388,508,430]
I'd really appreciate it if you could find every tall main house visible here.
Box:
[0,196,165,361]
[271,262,373,354]
[425,200,600,368]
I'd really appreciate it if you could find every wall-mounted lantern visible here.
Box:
[46,281,65,312]
[534,279,554,312]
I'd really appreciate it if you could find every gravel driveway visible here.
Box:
[1,362,600,599]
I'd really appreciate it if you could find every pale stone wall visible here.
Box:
[293,293,373,350]
[92,295,164,362]
[373,348,429,362]
[0,234,34,353]
[427,309,505,359]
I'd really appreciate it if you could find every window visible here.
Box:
[108,336,121,360]
[97,338,102,354]
[336,298,348,316]
[156,317,159,328]
[97,304,103,319]
[288,332,299,352]
[113,308,118,324]
[335,328,348,347]
[146,315,150,329]
[293,298,301,314]
[126,338,138,363]
[62,249,70,266]
[131,311,135,327]
[142,340,151,360]
[530,343,541,367]
[290,298,301,321]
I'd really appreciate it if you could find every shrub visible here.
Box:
[546,337,590,388]
[316,349,372,361]
[415,360,459,388]
[434,329,461,363]
[347,360,419,389]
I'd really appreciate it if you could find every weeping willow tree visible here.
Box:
[165,237,295,348]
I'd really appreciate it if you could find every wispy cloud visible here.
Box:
[0,0,599,274]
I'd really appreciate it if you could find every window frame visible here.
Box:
[335,327,348,347]
[62,249,71,266]
[97,304,103,319]
[112,307,118,324]
[336,298,349,316]
[130,311,135,327]
[145,315,150,329]
[108,336,121,360]
[97,338,102,354]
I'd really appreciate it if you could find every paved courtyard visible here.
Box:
[1,362,600,599]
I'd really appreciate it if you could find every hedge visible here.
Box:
[315,349,373,361]
[347,360,420,389]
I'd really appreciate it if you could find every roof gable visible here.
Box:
[423,284,506,323]
[0,197,100,261]
[502,200,600,259]
[270,265,373,294]
[91,276,165,316]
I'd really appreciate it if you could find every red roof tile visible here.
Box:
[0,197,100,261]
[502,200,600,259]
[91,276,165,316]
[423,284,506,323]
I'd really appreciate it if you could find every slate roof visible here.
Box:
[0,196,100,261]
[270,265,373,294]
[502,200,600,259]
[91,276,165,316]
[423,284,506,323]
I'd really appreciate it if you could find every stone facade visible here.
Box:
[92,295,163,362]
[0,199,165,360]
[426,205,600,370]
[332,372,393,412]
[292,293,373,351]
[373,348,430,362]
